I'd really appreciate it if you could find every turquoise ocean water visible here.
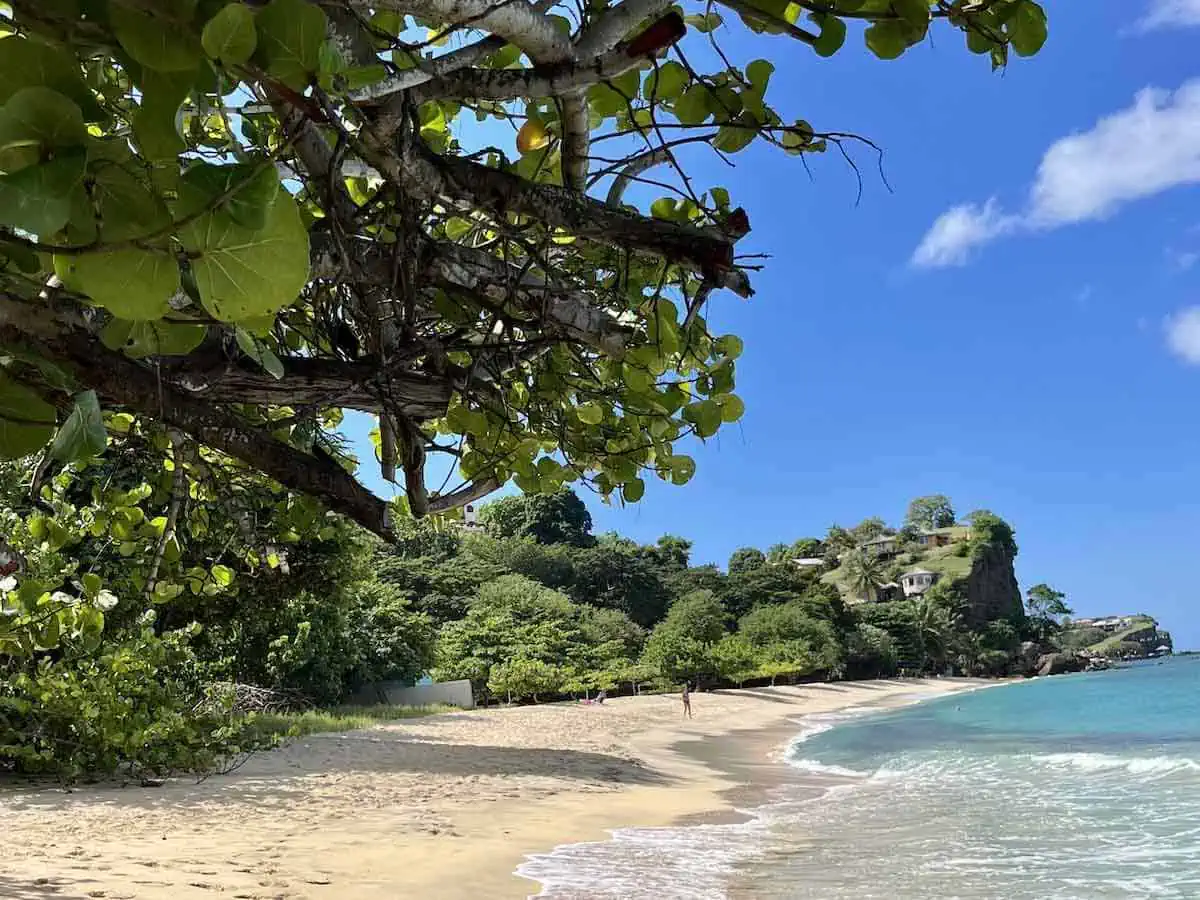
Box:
[519,657,1200,899]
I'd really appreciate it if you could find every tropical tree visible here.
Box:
[842,548,885,603]
[641,589,727,682]
[1025,583,1072,643]
[479,490,595,547]
[904,495,956,531]
[850,517,889,543]
[0,0,1048,563]
[728,546,767,575]
[913,593,952,672]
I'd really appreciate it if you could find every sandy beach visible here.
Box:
[1,678,985,900]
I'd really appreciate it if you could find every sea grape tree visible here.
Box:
[0,0,1048,550]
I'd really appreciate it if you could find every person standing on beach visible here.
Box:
[681,681,693,719]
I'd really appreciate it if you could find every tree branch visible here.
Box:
[576,0,675,58]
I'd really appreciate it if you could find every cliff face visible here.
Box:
[964,539,1023,626]
[1113,621,1173,658]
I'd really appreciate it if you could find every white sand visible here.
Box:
[1,678,985,899]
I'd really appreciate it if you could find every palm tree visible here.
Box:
[843,549,884,603]
[914,594,952,672]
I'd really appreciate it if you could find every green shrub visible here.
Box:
[0,617,277,782]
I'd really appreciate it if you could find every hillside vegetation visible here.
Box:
[1060,615,1173,659]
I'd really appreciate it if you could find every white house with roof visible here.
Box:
[900,568,938,597]
[791,557,825,569]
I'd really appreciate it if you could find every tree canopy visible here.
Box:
[0,0,1048,551]
[904,494,956,530]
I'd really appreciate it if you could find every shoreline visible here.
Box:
[517,677,995,897]
[1,678,988,900]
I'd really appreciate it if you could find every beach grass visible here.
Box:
[247,703,459,739]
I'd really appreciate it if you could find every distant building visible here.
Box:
[900,569,938,597]
[916,529,953,548]
[791,557,825,569]
[862,535,899,557]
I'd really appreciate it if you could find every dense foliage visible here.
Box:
[0,0,1048,776]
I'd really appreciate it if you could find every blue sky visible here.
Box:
[353,1,1200,646]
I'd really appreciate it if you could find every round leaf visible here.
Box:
[718,393,745,422]
[202,2,258,65]
[1008,0,1047,57]
[0,87,87,154]
[180,188,311,321]
[674,85,711,126]
[577,402,604,425]
[0,149,86,236]
[0,37,101,119]
[56,248,180,320]
[623,477,645,502]
[865,21,911,59]
[254,0,328,89]
[110,0,203,72]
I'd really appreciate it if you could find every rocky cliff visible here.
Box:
[964,539,1023,626]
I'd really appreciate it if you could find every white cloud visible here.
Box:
[1139,0,1200,30]
[913,80,1200,267]
[1165,306,1200,363]
[1029,83,1200,225]
[911,199,1017,267]
[1169,248,1199,270]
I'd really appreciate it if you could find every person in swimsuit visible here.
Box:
[681,681,693,719]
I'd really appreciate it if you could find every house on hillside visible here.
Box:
[862,535,899,558]
[900,569,938,598]
[791,557,825,569]
[916,529,952,548]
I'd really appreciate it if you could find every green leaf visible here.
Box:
[55,248,180,320]
[811,13,847,57]
[1008,0,1047,57]
[713,120,757,154]
[684,12,723,33]
[0,37,102,119]
[180,161,281,230]
[110,0,203,72]
[254,0,328,89]
[180,187,310,321]
[50,390,107,462]
[0,87,87,155]
[718,393,745,422]
[36,613,61,651]
[714,334,743,359]
[966,27,994,54]
[82,573,102,598]
[100,317,209,358]
[236,328,286,379]
[645,61,689,100]
[0,148,86,236]
[650,197,677,219]
[202,2,258,65]
[0,372,55,460]
[669,454,696,486]
[577,402,604,425]
[674,85,711,126]
[623,477,645,502]
[210,564,235,587]
[133,69,193,161]
[893,0,930,28]
[745,59,774,92]
[865,20,911,59]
